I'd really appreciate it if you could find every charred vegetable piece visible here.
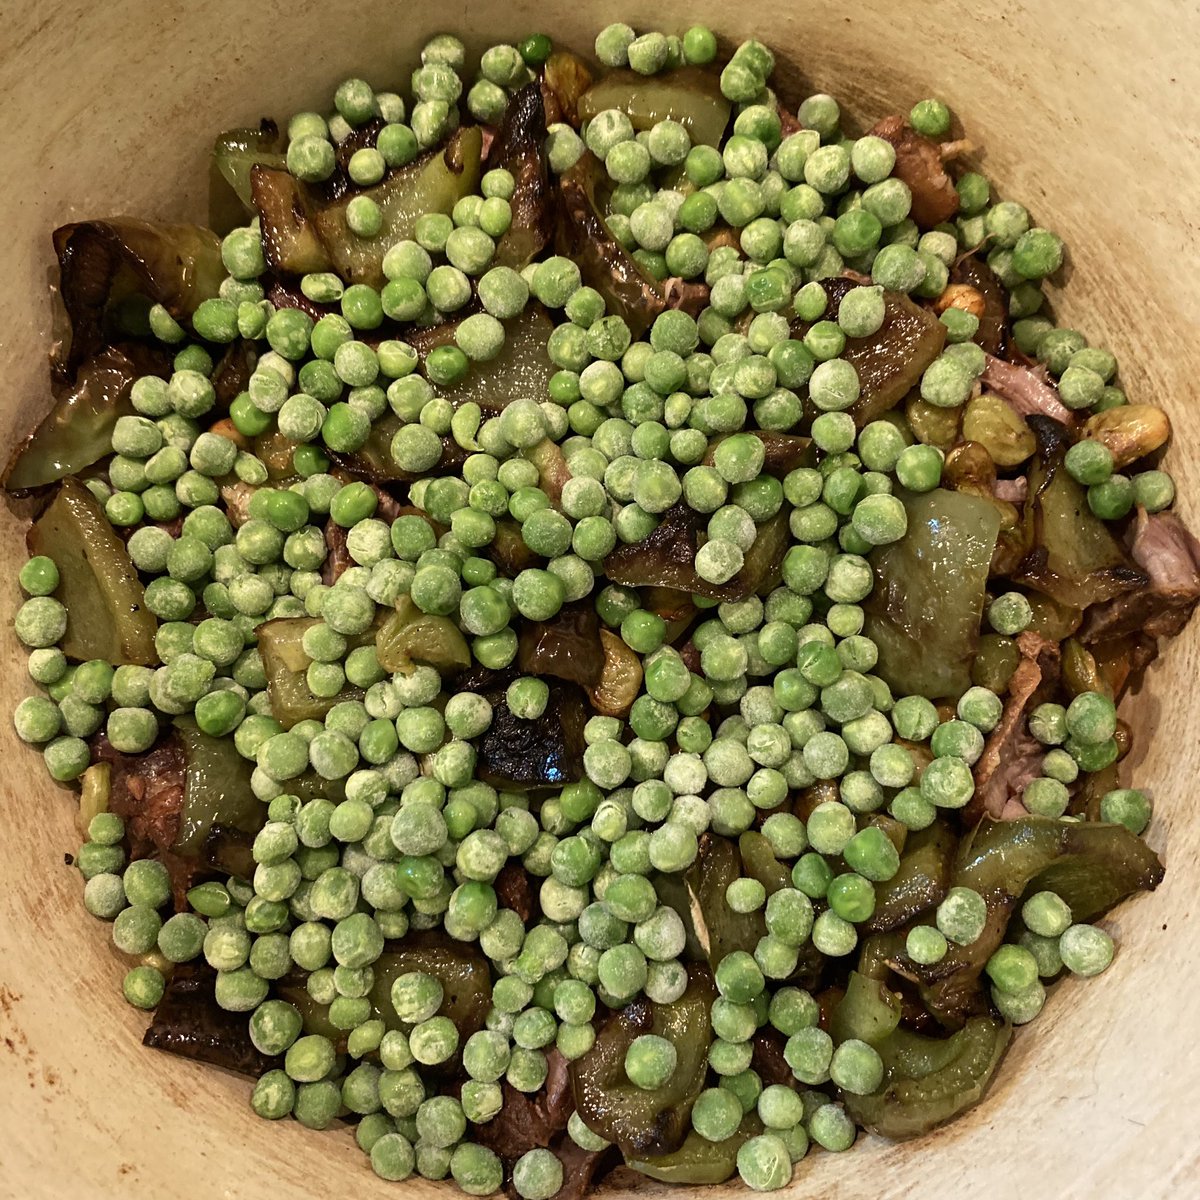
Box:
[489,518,542,576]
[540,49,595,127]
[487,83,553,269]
[736,508,791,598]
[144,962,277,1075]
[903,817,1163,1026]
[95,732,185,864]
[337,307,553,480]
[473,675,588,790]
[571,967,715,1156]
[703,431,811,478]
[252,125,483,287]
[369,937,492,1036]
[603,503,715,596]
[1015,416,1148,609]
[627,1115,762,1184]
[518,602,606,688]
[27,477,158,665]
[445,306,556,414]
[53,219,224,378]
[793,279,946,427]
[334,412,468,484]
[4,344,168,492]
[586,629,645,717]
[864,488,1001,700]
[642,587,698,645]
[209,121,285,231]
[577,67,732,148]
[843,1016,1011,1139]
[1081,403,1172,471]
[604,503,785,602]
[172,716,262,858]
[556,153,665,338]
[376,595,471,676]
[655,835,765,966]
[282,935,492,1045]
[865,822,957,934]
[258,616,368,726]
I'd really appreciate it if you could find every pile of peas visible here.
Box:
[9,21,1167,1196]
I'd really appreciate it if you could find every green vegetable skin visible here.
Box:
[3,346,161,491]
[210,123,286,227]
[258,616,369,727]
[376,595,471,675]
[172,716,263,857]
[252,124,483,287]
[26,477,158,665]
[844,1016,1012,1140]
[628,1114,763,1183]
[865,488,1001,700]
[655,836,765,966]
[283,938,492,1043]
[571,966,715,1155]
[906,817,1163,1025]
[51,218,225,376]
[866,821,956,934]
[1015,416,1148,610]
[576,66,732,148]
[793,279,946,428]
[343,308,554,482]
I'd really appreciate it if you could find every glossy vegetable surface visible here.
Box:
[253,125,482,287]
[26,477,158,665]
[865,488,1001,700]
[577,67,731,148]
[571,967,715,1155]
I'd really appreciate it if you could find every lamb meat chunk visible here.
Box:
[868,115,959,228]
[981,355,1076,425]
[1082,508,1200,643]
[968,631,1060,822]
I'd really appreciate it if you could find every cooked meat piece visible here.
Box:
[969,632,1060,822]
[494,860,536,923]
[471,1069,573,1164]
[993,477,1028,503]
[94,731,184,860]
[868,115,959,228]
[663,277,710,316]
[322,518,351,584]
[981,354,1076,425]
[1082,508,1200,642]
[550,1139,617,1200]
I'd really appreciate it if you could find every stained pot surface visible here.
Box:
[1,3,1197,1198]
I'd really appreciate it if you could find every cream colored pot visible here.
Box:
[1,2,1197,1197]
